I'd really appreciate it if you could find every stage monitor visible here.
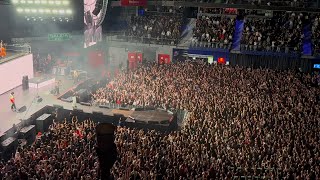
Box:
[84,0,103,48]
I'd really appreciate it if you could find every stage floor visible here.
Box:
[0,75,77,136]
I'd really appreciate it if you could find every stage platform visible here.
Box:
[0,74,176,137]
[0,51,29,64]
[29,75,55,88]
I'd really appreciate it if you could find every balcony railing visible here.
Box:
[108,35,181,46]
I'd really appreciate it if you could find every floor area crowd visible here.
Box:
[1,62,319,179]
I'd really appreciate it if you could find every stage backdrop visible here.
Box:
[88,51,105,68]
[0,54,34,95]
[158,54,171,64]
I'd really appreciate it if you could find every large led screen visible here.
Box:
[84,0,103,48]
[0,54,34,95]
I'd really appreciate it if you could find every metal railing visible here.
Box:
[95,102,189,123]
[108,35,181,46]
[240,44,300,54]
[5,44,31,54]
[190,41,232,49]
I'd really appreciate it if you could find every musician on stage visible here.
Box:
[73,70,79,84]
[10,92,17,112]
[54,80,61,95]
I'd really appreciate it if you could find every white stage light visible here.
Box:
[34,0,40,4]
[31,9,37,13]
[39,9,44,13]
[62,1,69,5]
[45,9,51,13]
[52,9,58,14]
[21,0,26,3]
[41,0,47,4]
[17,8,23,13]
[27,0,33,4]
[12,0,19,4]
[66,9,72,14]
[55,1,61,5]
[59,10,65,14]
[27,18,30,21]
[48,0,54,5]
[25,8,30,13]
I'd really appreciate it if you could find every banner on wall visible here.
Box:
[88,51,104,67]
[128,52,136,70]
[121,0,147,6]
[158,54,171,64]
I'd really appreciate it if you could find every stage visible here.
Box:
[0,73,177,137]
[29,75,55,88]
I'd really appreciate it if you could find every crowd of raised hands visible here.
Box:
[1,62,319,179]
[94,62,319,179]
[0,117,98,180]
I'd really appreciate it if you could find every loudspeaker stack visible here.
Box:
[22,75,29,90]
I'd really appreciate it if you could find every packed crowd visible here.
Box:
[192,15,235,48]
[312,14,320,54]
[1,62,319,179]
[92,62,319,179]
[0,117,99,179]
[242,12,303,52]
[126,14,182,45]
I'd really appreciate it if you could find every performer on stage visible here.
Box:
[0,40,6,58]
[54,80,61,95]
[10,92,17,112]
[73,70,79,84]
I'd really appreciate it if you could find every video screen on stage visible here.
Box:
[84,0,103,48]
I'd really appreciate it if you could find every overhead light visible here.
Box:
[27,0,33,4]
[34,0,40,4]
[52,9,58,14]
[25,8,30,13]
[31,9,37,13]
[59,10,65,14]
[45,9,51,13]
[17,8,23,13]
[39,9,44,13]
[66,9,72,14]
[55,1,61,5]
[12,0,19,4]
[62,1,69,5]
[27,18,30,21]
[48,0,54,5]
[41,0,47,4]
[21,0,26,3]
